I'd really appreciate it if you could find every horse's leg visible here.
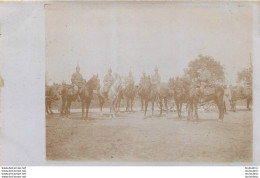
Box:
[81,101,85,119]
[131,97,134,112]
[216,98,223,121]
[49,101,53,114]
[62,100,66,116]
[68,100,71,115]
[180,103,183,119]
[99,97,104,116]
[118,98,121,112]
[190,101,194,120]
[164,98,168,115]
[65,101,69,116]
[223,101,226,113]
[176,103,180,118]
[221,99,225,120]
[111,100,116,118]
[46,101,49,114]
[187,103,190,121]
[194,101,198,120]
[152,101,154,117]
[86,100,90,119]
[144,100,148,116]
[126,97,129,112]
[159,99,163,117]
[141,97,144,111]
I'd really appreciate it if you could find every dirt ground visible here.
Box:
[46,108,252,162]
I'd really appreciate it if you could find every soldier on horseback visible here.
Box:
[151,67,161,95]
[103,67,114,98]
[71,64,85,101]
[126,71,134,86]
[140,72,146,83]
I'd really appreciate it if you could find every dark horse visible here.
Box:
[173,77,186,118]
[199,84,225,121]
[174,77,225,121]
[45,84,61,114]
[79,75,99,119]
[60,84,79,116]
[125,80,136,112]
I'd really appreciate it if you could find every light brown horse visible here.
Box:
[97,76,123,118]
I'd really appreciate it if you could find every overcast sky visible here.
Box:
[45,2,253,84]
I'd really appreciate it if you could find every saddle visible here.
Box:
[201,86,215,96]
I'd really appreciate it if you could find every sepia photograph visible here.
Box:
[45,2,253,162]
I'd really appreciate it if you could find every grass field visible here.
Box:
[46,107,252,162]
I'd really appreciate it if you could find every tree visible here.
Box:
[237,67,252,87]
[184,54,225,83]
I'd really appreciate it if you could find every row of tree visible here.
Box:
[183,54,252,87]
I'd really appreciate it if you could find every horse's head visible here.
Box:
[87,74,99,90]
[47,84,61,100]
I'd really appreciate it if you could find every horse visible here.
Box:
[97,76,122,118]
[60,83,79,116]
[157,78,175,116]
[125,80,136,112]
[199,84,225,121]
[142,76,159,117]
[115,83,125,113]
[45,84,61,114]
[79,75,99,119]
[228,85,252,111]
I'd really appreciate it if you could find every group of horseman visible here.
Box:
[46,63,250,120]
[69,64,162,100]
[60,64,221,109]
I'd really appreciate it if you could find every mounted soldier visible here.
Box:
[71,65,85,100]
[103,67,114,98]
[151,67,161,95]
[125,71,134,87]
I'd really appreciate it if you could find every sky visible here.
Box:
[45,2,253,84]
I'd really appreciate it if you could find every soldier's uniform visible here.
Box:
[151,67,161,94]
[71,71,84,88]
[71,65,84,101]
[103,68,114,95]
[139,73,146,85]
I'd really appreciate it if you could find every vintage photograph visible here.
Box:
[45,3,253,162]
